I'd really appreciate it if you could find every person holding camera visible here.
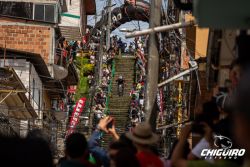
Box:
[88,116,119,167]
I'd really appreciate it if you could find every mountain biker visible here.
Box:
[116,75,125,96]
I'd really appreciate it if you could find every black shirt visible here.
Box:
[116,78,124,85]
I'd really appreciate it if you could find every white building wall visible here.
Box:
[20,120,29,137]
[0,59,43,118]
[59,0,80,27]
[0,59,46,134]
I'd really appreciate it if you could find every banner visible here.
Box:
[156,88,163,113]
[156,88,164,124]
[66,97,87,137]
[181,48,190,70]
[67,85,77,93]
[177,82,183,137]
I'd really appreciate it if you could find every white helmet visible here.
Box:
[119,75,123,79]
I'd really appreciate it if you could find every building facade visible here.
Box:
[0,0,96,157]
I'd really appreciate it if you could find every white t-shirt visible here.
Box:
[139,99,144,106]
[94,110,103,119]
[191,137,214,163]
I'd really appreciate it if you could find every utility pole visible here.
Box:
[99,29,104,85]
[145,0,162,130]
[98,10,105,86]
[106,0,112,51]
[94,13,97,25]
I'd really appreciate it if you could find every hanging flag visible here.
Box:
[67,85,77,93]
[160,88,163,114]
[181,48,190,70]
[82,35,87,44]
[177,82,183,137]
[156,88,163,113]
[66,97,87,137]
[157,88,164,123]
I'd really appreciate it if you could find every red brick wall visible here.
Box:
[0,18,52,64]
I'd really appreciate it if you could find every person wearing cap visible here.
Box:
[125,122,164,167]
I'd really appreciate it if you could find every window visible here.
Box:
[45,5,55,22]
[32,79,35,99]
[34,4,44,21]
[32,78,36,107]
[0,2,58,23]
[0,0,59,23]
[38,90,41,111]
[0,2,33,19]
[34,4,57,23]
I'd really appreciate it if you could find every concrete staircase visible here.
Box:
[102,55,135,148]
[59,26,82,41]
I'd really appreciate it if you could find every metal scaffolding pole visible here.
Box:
[98,10,105,86]
[0,91,13,104]
[125,20,196,38]
[0,90,26,93]
[158,66,198,87]
[157,120,190,130]
[106,0,112,50]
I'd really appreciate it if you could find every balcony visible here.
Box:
[54,39,79,85]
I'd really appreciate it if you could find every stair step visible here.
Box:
[101,56,135,149]
[109,111,129,113]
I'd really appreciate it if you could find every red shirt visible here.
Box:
[136,151,164,167]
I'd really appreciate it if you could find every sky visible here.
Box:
[87,0,149,44]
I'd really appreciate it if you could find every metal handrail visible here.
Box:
[104,59,116,115]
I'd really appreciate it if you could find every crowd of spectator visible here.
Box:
[0,117,166,167]
[34,27,250,167]
[128,37,147,130]
[166,58,249,167]
[111,35,128,54]
[55,37,84,67]
[5,69,250,167]
[2,31,250,167]
[92,51,115,124]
